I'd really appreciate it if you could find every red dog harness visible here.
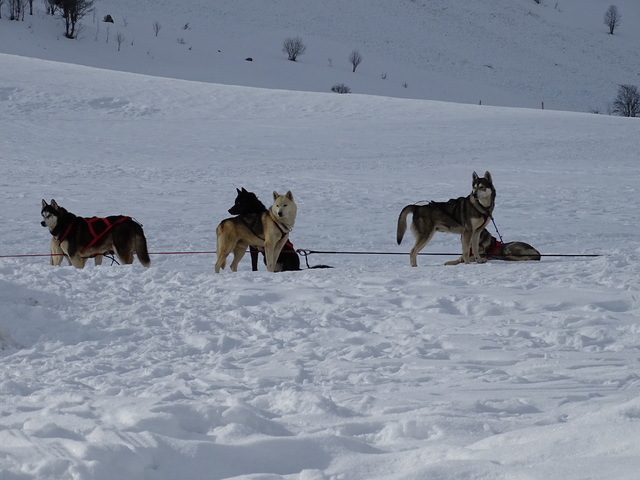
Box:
[57,216,131,253]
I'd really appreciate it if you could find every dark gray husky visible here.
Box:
[397,171,496,267]
[41,199,150,269]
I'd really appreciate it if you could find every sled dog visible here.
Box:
[443,229,541,265]
[397,171,496,267]
[228,187,301,272]
[41,199,151,269]
[216,191,297,273]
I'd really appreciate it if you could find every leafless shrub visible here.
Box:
[282,36,306,61]
[331,83,351,94]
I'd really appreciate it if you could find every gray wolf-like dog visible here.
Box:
[215,191,297,273]
[41,199,150,269]
[397,171,496,266]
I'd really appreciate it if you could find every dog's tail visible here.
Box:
[396,205,416,245]
[133,224,151,267]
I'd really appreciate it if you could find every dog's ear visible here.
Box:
[236,188,242,194]
[51,199,59,209]
[42,199,48,208]
[472,171,479,182]
[484,171,492,182]
[285,191,294,200]
[242,187,248,193]
[273,191,280,200]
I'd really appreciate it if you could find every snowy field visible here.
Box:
[1,54,640,479]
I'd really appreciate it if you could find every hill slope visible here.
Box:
[1,0,639,112]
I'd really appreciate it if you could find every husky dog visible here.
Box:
[228,187,300,272]
[215,191,297,273]
[444,228,541,265]
[41,199,151,269]
[397,171,496,267]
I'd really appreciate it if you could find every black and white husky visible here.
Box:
[41,199,151,269]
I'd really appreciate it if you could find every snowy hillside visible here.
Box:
[1,0,639,112]
[1,50,640,479]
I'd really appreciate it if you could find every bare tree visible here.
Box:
[0,0,5,19]
[44,0,58,15]
[153,20,161,37]
[348,49,363,72]
[612,84,640,117]
[603,5,621,35]
[282,36,306,62]
[116,31,125,51]
[8,0,25,20]
[57,0,96,39]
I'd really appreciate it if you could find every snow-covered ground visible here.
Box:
[1,52,640,479]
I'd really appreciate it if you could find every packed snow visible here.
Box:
[2,0,640,479]
[2,52,640,480]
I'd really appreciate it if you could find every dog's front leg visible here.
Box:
[471,230,487,264]
[461,230,473,264]
[50,238,65,266]
[263,238,277,272]
[264,242,278,272]
[264,235,287,272]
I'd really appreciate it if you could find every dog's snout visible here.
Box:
[40,221,46,226]
[278,211,284,217]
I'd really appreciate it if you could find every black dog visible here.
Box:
[228,187,301,271]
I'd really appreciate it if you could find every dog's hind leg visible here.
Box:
[214,238,231,273]
[115,247,135,265]
[409,233,433,267]
[407,219,436,267]
[134,235,151,267]
[214,254,227,273]
[250,246,260,271]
